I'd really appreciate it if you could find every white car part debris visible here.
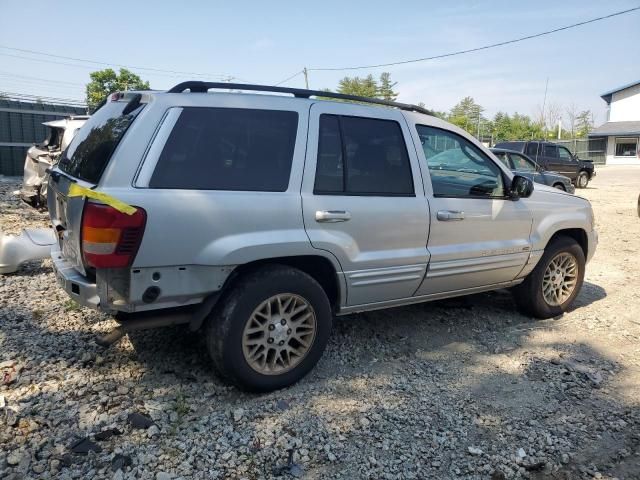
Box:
[0,228,57,274]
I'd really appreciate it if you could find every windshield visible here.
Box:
[58,100,144,184]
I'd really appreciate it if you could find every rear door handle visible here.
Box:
[437,210,465,221]
[315,210,351,223]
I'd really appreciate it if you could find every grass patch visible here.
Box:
[63,300,81,312]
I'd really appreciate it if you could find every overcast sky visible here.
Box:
[1,0,639,125]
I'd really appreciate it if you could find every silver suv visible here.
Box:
[48,82,597,391]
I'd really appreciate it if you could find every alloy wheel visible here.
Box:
[242,294,317,375]
[541,252,579,306]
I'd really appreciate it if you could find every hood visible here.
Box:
[533,182,578,199]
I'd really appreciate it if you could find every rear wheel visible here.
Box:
[576,171,589,188]
[206,265,332,392]
[512,236,585,318]
[553,183,566,191]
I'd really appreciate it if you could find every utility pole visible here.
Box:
[541,77,549,140]
[303,67,309,89]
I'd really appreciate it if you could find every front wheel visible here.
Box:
[512,236,585,318]
[576,171,589,188]
[206,265,332,392]
[553,183,566,191]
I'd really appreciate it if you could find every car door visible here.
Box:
[557,146,578,180]
[543,144,566,174]
[411,124,532,295]
[301,103,430,307]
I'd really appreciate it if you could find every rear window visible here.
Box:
[58,100,144,184]
[150,107,298,191]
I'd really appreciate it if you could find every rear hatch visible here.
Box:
[48,94,145,275]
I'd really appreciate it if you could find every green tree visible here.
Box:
[377,72,398,101]
[575,110,593,137]
[337,74,378,98]
[448,96,487,136]
[331,72,398,101]
[85,68,150,112]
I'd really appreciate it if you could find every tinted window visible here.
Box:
[59,101,144,183]
[558,146,574,162]
[314,115,413,196]
[492,151,511,169]
[417,125,505,198]
[314,115,343,193]
[510,153,536,172]
[543,145,558,158]
[526,143,541,157]
[150,108,298,191]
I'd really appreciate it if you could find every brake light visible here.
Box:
[81,203,146,268]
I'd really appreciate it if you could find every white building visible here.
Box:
[590,80,640,165]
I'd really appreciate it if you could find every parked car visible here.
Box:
[20,115,89,207]
[493,140,595,188]
[48,83,597,391]
[490,148,575,193]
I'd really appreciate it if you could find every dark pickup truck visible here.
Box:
[493,140,596,188]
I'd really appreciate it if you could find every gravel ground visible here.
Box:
[1,167,640,480]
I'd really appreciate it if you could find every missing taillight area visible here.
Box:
[81,202,146,269]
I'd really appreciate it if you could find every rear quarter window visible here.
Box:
[150,107,298,191]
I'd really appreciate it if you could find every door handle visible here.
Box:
[437,210,465,221]
[315,210,351,222]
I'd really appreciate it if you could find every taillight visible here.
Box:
[81,202,146,268]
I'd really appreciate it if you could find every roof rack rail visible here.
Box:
[167,81,433,116]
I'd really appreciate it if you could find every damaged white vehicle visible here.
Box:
[20,115,88,208]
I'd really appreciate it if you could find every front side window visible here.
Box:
[314,114,414,196]
[510,153,536,172]
[417,125,505,198]
[614,138,638,157]
[150,107,298,191]
[558,146,574,163]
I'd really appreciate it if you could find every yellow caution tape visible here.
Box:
[68,184,137,215]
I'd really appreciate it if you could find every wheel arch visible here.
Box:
[224,255,344,313]
[547,228,588,258]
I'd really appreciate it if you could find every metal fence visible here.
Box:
[555,138,607,165]
[0,98,86,176]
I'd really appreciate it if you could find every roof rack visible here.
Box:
[167,81,433,116]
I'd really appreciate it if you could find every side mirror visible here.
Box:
[509,175,534,200]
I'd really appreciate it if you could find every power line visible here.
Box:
[0,71,84,86]
[309,6,640,71]
[0,91,86,106]
[274,70,303,86]
[0,45,245,80]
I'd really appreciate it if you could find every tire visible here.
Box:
[576,171,589,189]
[205,265,332,392]
[512,236,585,319]
[553,183,566,191]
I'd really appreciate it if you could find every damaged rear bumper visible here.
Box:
[51,244,100,309]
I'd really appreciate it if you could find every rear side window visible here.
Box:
[59,101,144,184]
[314,114,413,196]
[150,108,298,191]
[525,143,540,157]
[543,145,558,158]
